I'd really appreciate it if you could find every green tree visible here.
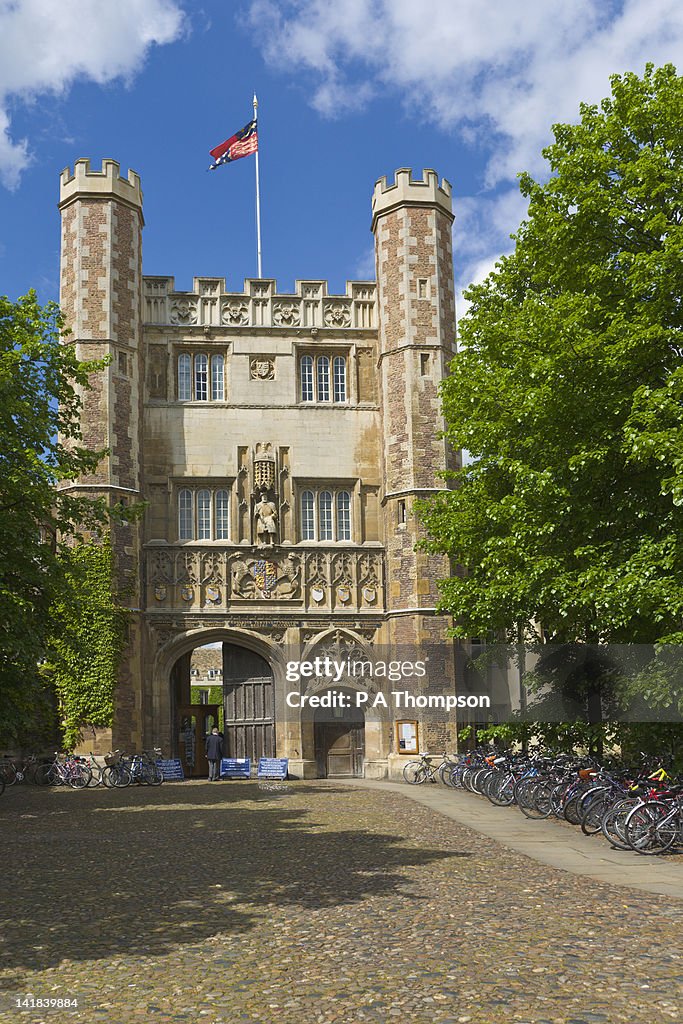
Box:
[418,65,683,713]
[0,292,108,743]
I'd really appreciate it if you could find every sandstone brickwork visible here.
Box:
[59,162,461,774]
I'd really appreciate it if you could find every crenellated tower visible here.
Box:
[372,169,459,744]
[58,158,145,750]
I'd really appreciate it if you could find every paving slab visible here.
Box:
[336,778,682,899]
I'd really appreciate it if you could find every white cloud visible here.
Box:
[352,244,376,281]
[250,0,683,289]
[453,188,527,317]
[0,0,185,189]
[250,1,683,180]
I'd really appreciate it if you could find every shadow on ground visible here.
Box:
[0,782,467,980]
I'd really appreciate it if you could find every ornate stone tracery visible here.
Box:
[169,298,198,325]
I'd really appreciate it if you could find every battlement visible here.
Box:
[143,276,377,329]
[371,168,453,231]
[59,158,143,213]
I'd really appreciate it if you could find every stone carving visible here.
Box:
[176,550,199,584]
[169,298,198,325]
[359,552,381,604]
[201,552,225,584]
[250,358,275,380]
[323,301,352,328]
[254,490,278,546]
[150,550,172,583]
[231,559,256,599]
[221,300,249,326]
[253,442,276,490]
[272,302,301,327]
[301,629,376,693]
[145,548,384,611]
[229,554,301,600]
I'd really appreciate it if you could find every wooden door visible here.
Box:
[222,644,274,763]
[314,722,365,777]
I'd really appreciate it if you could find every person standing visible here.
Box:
[205,726,223,781]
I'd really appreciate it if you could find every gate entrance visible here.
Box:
[313,696,365,777]
[222,644,275,761]
[176,705,220,778]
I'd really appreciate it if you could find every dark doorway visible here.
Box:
[222,644,274,762]
[176,705,220,778]
[314,696,365,777]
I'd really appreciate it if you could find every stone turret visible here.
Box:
[58,159,145,750]
[372,169,458,747]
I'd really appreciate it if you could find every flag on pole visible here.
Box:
[209,119,258,170]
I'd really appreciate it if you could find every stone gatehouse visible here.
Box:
[58,159,461,778]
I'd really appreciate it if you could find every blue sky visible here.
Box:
[1,0,682,313]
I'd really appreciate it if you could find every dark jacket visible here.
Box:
[205,733,224,760]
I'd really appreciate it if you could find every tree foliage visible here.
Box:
[0,292,109,742]
[419,65,683,655]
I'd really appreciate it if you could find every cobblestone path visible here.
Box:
[0,781,680,1024]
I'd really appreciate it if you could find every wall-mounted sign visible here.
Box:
[396,720,418,754]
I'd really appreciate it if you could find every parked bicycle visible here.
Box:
[402,751,456,785]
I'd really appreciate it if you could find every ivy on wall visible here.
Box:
[45,536,127,748]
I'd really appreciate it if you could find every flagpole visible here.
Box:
[253,93,262,279]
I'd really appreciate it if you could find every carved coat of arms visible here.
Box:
[251,560,277,596]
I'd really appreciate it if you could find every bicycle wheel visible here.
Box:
[532,781,555,819]
[87,764,104,787]
[0,760,18,786]
[37,763,60,786]
[600,798,637,850]
[68,765,92,789]
[563,794,585,826]
[143,763,164,786]
[515,779,547,819]
[625,801,676,854]
[581,794,611,836]
[0,774,5,796]
[402,761,424,784]
[103,764,132,788]
[488,774,516,807]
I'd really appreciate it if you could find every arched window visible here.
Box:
[197,489,211,540]
[211,354,224,401]
[178,354,191,401]
[301,490,315,540]
[300,355,313,402]
[333,356,346,403]
[319,490,333,540]
[336,490,351,541]
[195,353,208,401]
[215,490,229,540]
[179,489,193,540]
[317,355,330,402]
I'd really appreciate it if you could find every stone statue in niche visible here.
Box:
[254,488,278,546]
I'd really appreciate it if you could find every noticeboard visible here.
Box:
[257,758,288,780]
[156,758,185,781]
[220,758,251,778]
